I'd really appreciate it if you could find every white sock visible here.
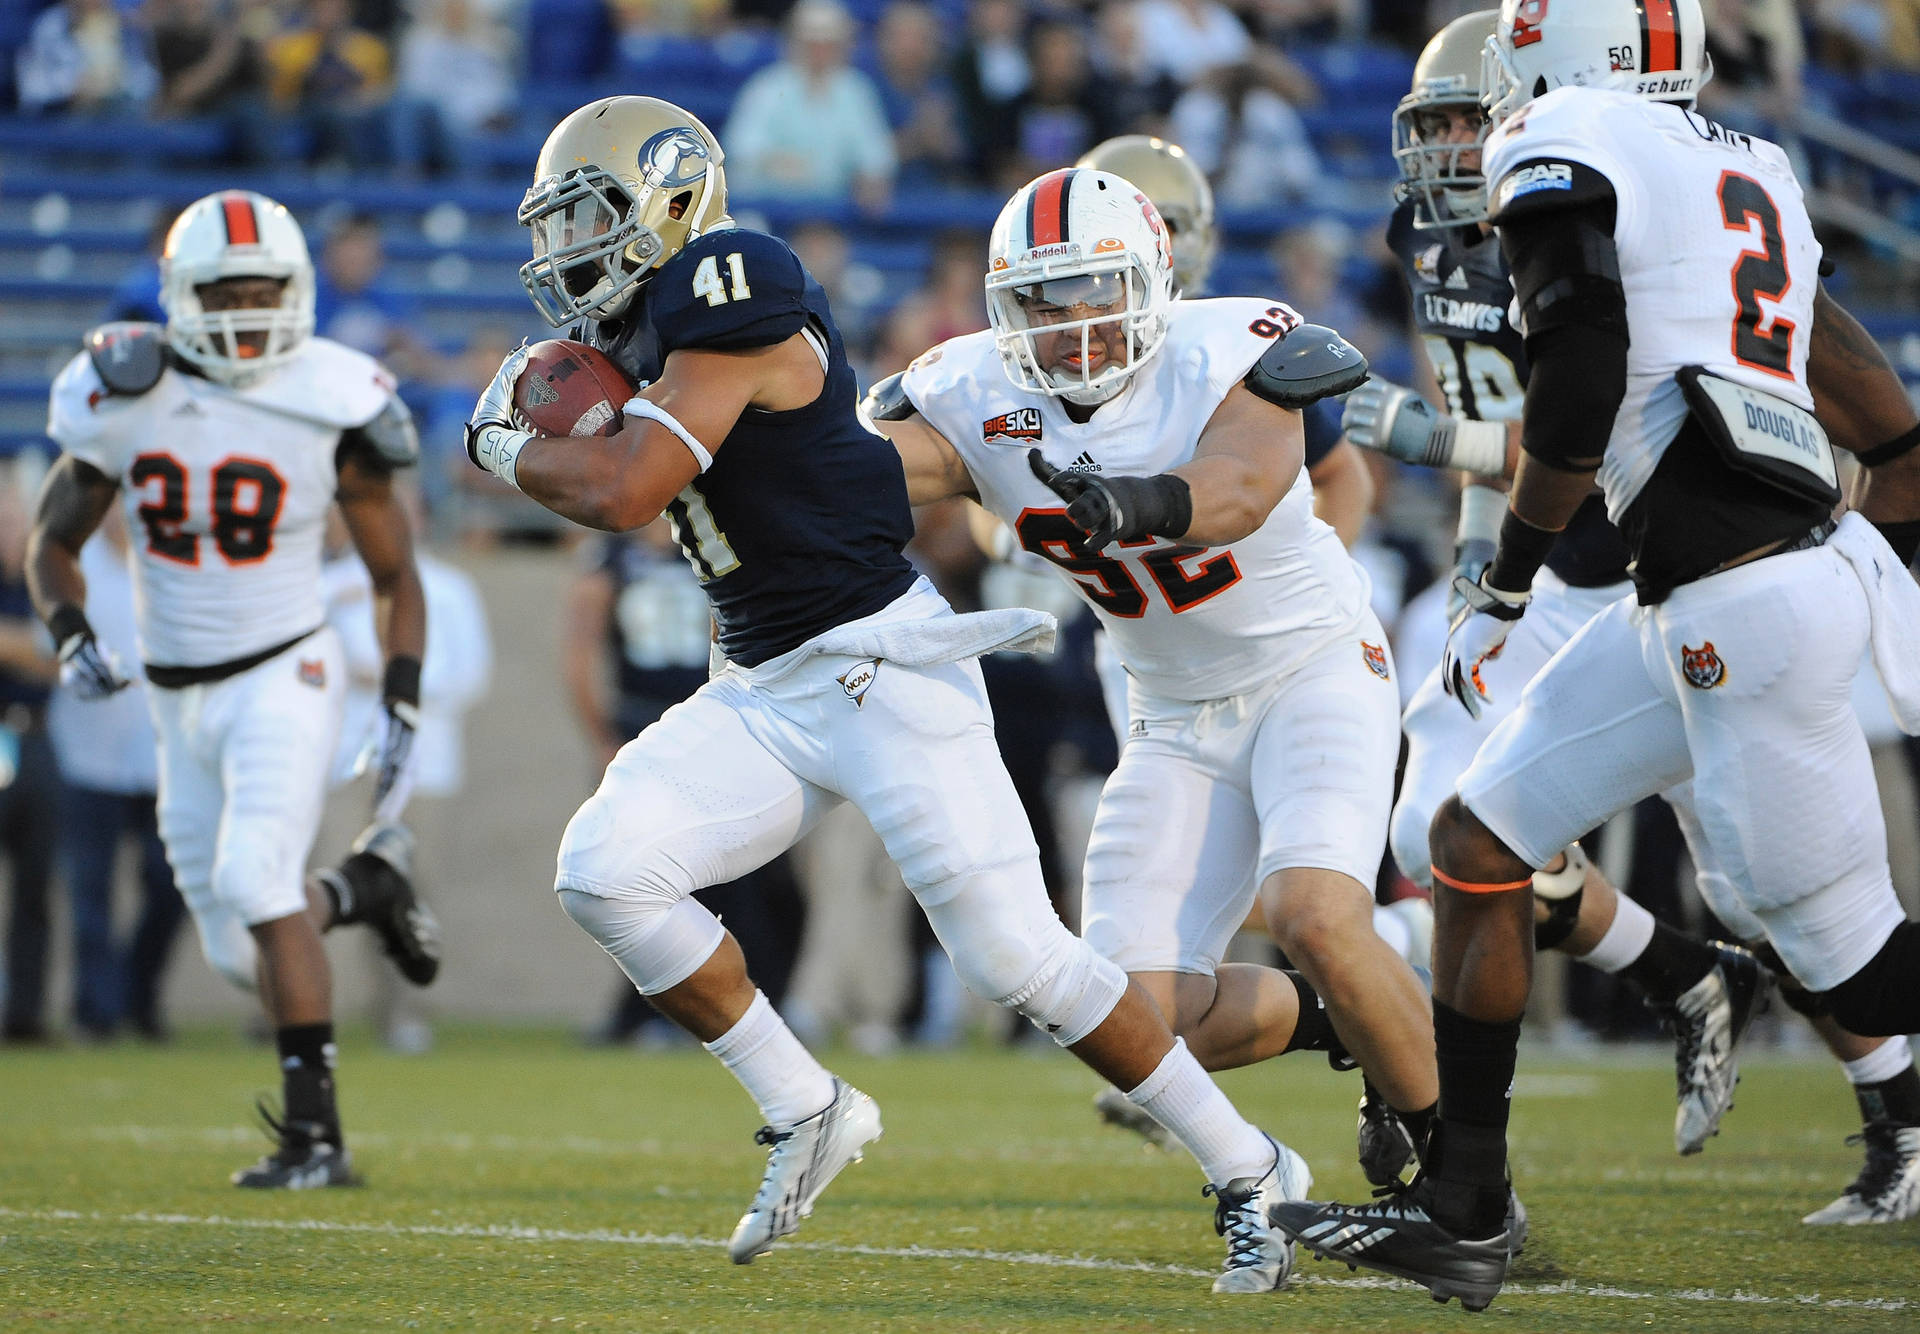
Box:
[1578,894,1656,974]
[703,990,836,1128]
[1843,1036,1915,1086]
[1125,1038,1273,1185]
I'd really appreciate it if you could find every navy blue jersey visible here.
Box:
[1386,201,1629,587]
[589,229,917,666]
[1302,397,1340,470]
[593,534,712,728]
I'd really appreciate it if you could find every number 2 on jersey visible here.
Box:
[1718,171,1795,379]
[130,453,286,566]
[1014,510,1240,616]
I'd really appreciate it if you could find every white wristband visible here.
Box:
[1450,418,1510,476]
[1457,483,1506,547]
[472,425,531,490]
[623,396,713,472]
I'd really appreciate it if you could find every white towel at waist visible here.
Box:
[739,576,1058,685]
[1831,511,1920,734]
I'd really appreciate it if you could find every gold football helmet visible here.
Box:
[1077,135,1216,296]
[518,96,731,326]
[1394,10,1497,228]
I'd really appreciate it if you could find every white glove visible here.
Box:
[354,701,419,825]
[1441,571,1530,720]
[57,631,132,701]
[465,343,532,487]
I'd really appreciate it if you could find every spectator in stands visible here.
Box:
[563,524,804,1045]
[611,0,732,41]
[994,19,1110,189]
[49,511,186,1042]
[950,0,1029,180]
[0,466,61,1044]
[1701,0,1805,120]
[15,0,159,114]
[1132,0,1253,88]
[1088,2,1180,137]
[149,0,272,162]
[267,0,393,168]
[1248,0,1364,45]
[785,221,886,373]
[313,211,437,380]
[388,0,516,177]
[724,0,897,211]
[871,228,986,375]
[1170,56,1322,205]
[1812,1,1920,72]
[873,0,965,185]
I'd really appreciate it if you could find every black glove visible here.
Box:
[1027,449,1192,551]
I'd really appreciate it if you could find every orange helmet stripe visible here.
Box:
[1027,169,1073,247]
[221,194,259,246]
[1641,0,1680,73]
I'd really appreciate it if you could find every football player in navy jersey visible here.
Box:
[1342,9,1920,1226]
[466,96,1308,1283]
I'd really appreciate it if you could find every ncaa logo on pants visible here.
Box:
[837,658,882,707]
[1681,641,1727,690]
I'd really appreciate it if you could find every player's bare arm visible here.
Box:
[877,411,979,507]
[1174,384,1303,545]
[1808,283,1920,548]
[1305,439,1373,548]
[25,454,118,621]
[497,337,823,532]
[336,453,427,667]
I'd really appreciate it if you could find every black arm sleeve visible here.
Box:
[1498,195,1629,473]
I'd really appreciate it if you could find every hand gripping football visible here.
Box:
[511,339,635,437]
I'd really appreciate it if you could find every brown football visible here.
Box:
[511,339,634,437]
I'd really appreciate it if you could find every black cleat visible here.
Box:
[1653,942,1770,1155]
[232,1101,355,1190]
[1270,1176,1513,1312]
[322,823,440,987]
[1356,1079,1418,1186]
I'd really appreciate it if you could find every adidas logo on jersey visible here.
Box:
[1065,452,1101,473]
[982,408,1043,444]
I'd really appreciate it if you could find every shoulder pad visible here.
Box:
[1489,158,1617,226]
[85,322,170,397]
[654,230,809,353]
[355,394,419,469]
[861,371,914,422]
[1244,324,1369,409]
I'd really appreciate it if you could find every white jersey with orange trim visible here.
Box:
[46,336,397,669]
[902,297,1370,702]
[1483,87,1822,519]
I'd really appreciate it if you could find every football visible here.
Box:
[511,339,634,437]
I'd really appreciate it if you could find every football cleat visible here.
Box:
[728,1079,882,1264]
[232,1102,354,1190]
[1655,942,1770,1155]
[1357,1079,1419,1186]
[1802,1122,1920,1225]
[1270,1175,1513,1312]
[1204,1135,1312,1293]
[1092,1084,1175,1150]
[322,823,441,987]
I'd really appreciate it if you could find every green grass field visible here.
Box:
[1,1027,1914,1332]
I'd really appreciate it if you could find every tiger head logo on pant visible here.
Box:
[1681,641,1726,689]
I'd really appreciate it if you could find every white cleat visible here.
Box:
[1205,1135,1312,1294]
[727,1079,882,1264]
[1803,1123,1920,1225]
[1092,1085,1175,1150]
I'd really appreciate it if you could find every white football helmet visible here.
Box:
[986,167,1175,407]
[1395,10,1498,229]
[1483,0,1710,126]
[160,190,315,383]
[519,96,730,327]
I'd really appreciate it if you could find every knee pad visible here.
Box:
[1530,845,1589,951]
[213,852,306,928]
[1819,922,1920,1038]
[992,930,1127,1048]
[1748,940,1826,1018]
[194,913,257,993]
[557,888,725,996]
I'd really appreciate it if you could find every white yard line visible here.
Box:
[0,1205,1908,1311]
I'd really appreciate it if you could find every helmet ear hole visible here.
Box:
[667,192,691,221]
